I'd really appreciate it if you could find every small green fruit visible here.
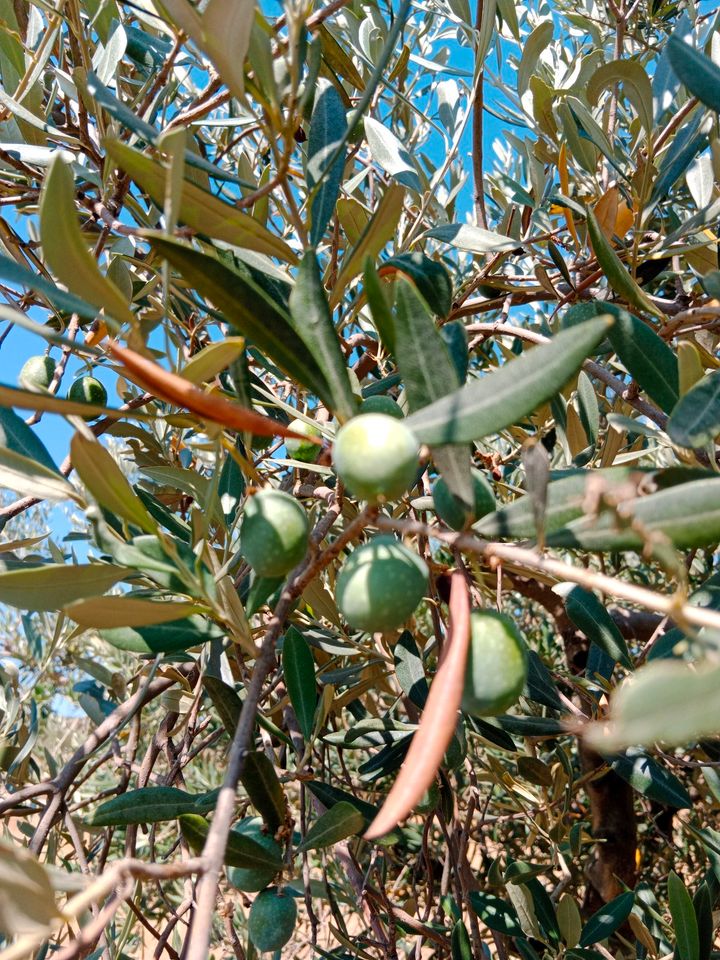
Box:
[227,818,282,893]
[335,535,428,633]
[461,610,528,717]
[68,376,108,419]
[332,413,419,503]
[359,395,404,419]
[248,887,297,952]
[19,355,56,392]
[240,489,309,577]
[285,418,322,463]
[433,469,496,531]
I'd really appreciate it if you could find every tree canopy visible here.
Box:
[1,0,720,957]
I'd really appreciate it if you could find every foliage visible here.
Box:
[0,0,720,958]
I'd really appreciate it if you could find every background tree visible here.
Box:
[1,0,720,958]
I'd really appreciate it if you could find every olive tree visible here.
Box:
[1,0,720,957]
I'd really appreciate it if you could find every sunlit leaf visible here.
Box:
[283,626,317,742]
[586,660,720,751]
[405,318,611,445]
[89,786,219,826]
[667,33,720,113]
[0,563,127,611]
[105,139,297,263]
[40,155,134,325]
[297,802,364,853]
[667,370,720,448]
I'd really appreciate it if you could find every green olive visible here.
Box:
[461,610,528,717]
[68,376,108,420]
[285,418,322,463]
[248,887,297,952]
[19,355,56,392]
[332,413,419,503]
[240,489,309,577]
[335,535,428,633]
[359,395,404,418]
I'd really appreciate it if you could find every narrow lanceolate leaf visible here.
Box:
[289,251,357,422]
[64,596,202,629]
[282,626,318,742]
[365,571,471,839]
[89,787,218,826]
[296,801,364,853]
[0,563,127,611]
[0,446,77,503]
[378,251,457,318]
[561,585,632,668]
[99,616,223,654]
[0,384,121,421]
[586,60,653,133]
[0,408,58,474]
[0,839,62,936]
[71,433,156,532]
[331,184,405,305]
[668,370,720,448]
[610,748,691,808]
[607,309,679,413]
[394,631,429,709]
[146,238,330,406]
[406,317,611,445]
[578,891,634,946]
[668,871,700,960]
[584,660,720,752]
[393,277,473,505]
[106,340,320,443]
[307,81,348,247]
[667,33,720,114]
[179,815,283,871]
[420,223,519,254]
[84,73,240,186]
[586,208,663,320]
[104,139,296,263]
[364,258,396,353]
[451,920,472,960]
[548,477,720,551]
[0,256,98,325]
[468,892,524,937]
[40,155,133,325]
[195,0,254,101]
[364,116,422,192]
[475,467,644,539]
[202,676,242,738]
[692,882,713,960]
[180,338,246,385]
[240,751,287,831]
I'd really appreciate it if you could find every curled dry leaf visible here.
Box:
[106,340,319,443]
[364,570,471,839]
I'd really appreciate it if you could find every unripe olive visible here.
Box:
[227,818,282,892]
[332,413,419,503]
[285,418,322,463]
[359,395,404,419]
[248,887,297,952]
[240,489,309,577]
[19,355,56,392]
[433,468,496,531]
[335,535,428,633]
[68,376,108,420]
[461,610,528,717]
